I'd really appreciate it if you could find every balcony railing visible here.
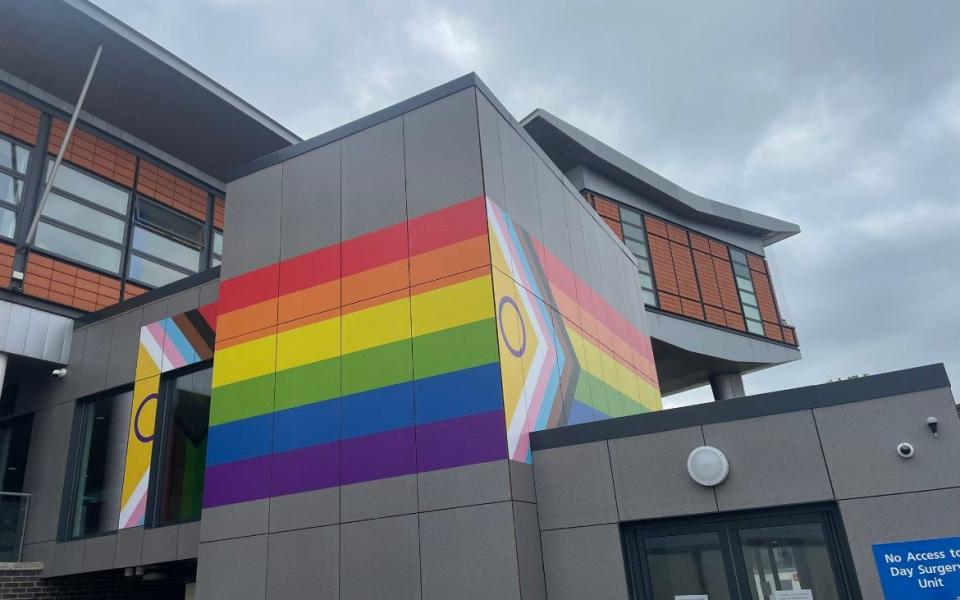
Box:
[0,492,29,562]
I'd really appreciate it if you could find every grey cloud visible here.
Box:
[93,0,960,407]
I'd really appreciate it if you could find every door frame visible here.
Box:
[622,503,862,600]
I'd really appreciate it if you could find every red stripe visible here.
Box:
[198,301,219,331]
[408,196,486,256]
[341,220,408,277]
[218,262,279,314]
[278,244,340,296]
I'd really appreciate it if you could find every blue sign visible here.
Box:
[873,537,960,599]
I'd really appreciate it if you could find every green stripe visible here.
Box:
[573,371,648,418]
[210,373,274,426]
[413,318,498,379]
[210,318,499,424]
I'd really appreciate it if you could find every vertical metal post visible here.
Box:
[23,43,103,248]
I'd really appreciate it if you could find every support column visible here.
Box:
[709,372,745,400]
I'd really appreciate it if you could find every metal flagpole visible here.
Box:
[23,43,103,248]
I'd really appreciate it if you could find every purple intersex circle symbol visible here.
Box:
[498,295,527,357]
[134,393,159,443]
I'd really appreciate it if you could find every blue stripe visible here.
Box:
[340,381,414,440]
[566,400,596,426]
[163,318,199,365]
[273,399,339,453]
[206,414,273,466]
[414,363,503,425]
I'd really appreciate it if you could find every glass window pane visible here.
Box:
[43,193,125,243]
[641,289,658,306]
[622,222,645,241]
[34,222,121,273]
[624,237,649,258]
[128,254,189,288]
[732,248,750,265]
[640,273,654,289]
[212,230,223,256]
[740,290,758,307]
[644,531,733,600]
[744,305,762,321]
[637,258,651,274]
[69,392,131,538]
[0,206,15,239]
[619,206,645,227]
[48,163,129,214]
[736,276,755,292]
[0,139,30,175]
[746,318,765,335]
[135,198,204,245]
[0,418,32,493]
[0,173,23,206]
[733,262,751,278]
[132,227,200,271]
[211,256,221,267]
[156,367,211,525]
[738,523,842,600]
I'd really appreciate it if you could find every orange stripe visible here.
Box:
[409,234,490,286]
[215,324,277,351]
[277,306,341,335]
[341,259,409,306]
[278,279,340,325]
[410,265,491,295]
[217,297,278,342]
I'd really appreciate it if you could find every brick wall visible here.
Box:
[0,565,185,600]
[583,190,798,347]
[0,242,14,289]
[136,162,208,222]
[0,91,41,145]
[212,197,225,230]
[48,120,136,189]
[24,253,122,312]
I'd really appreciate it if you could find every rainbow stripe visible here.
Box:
[203,197,508,508]
[488,201,660,462]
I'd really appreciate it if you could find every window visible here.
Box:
[0,415,31,562]
[620,206,657,306]
[153,366,211,525]
[730,249,765,336]
[36,161,130,274]
[128,197,203,288]
[0,136,31,240]
[211,230,223,267]
[66,391,131,538]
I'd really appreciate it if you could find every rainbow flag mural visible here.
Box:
[487,201,661,462]
[203,195,659,509]
[119,304,218,529]
[203,197,505,508]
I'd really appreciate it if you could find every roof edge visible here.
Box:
[521,108,801,246]
[68,0,300,144]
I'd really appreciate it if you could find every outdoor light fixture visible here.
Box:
[687,446,729,487]
[926,416,939,438]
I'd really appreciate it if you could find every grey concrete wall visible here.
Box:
[14,278,217,576]
[532,386,960,600]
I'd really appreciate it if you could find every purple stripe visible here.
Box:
[340,427,416,485]
[270,441,340,497]
[203,454,271,508]
[416,409,507,472]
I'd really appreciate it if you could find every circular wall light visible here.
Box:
[687,446,730,487]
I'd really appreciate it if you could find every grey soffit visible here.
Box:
[520,108,801,246]
[0,0,299,182]
[74,266,220,327]
[530,363,951,451]
[0,299,73,364]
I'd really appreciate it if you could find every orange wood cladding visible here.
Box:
[24,253,121,312]
[123,282,149,301]
[0,242,14,289]
[48,119,136,188]
[0,91,41,145]
[581,190,798,347]
[213,196,225,230]
[137,161,209,222]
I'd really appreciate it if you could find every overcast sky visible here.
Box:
[94,0,959,407]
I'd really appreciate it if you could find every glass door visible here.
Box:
[624,505,858,600]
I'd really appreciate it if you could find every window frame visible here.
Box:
[618,203,659,307]
[126,196,205,288]
[146,361,212,528]
[0,134,32,241]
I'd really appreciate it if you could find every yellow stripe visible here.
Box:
[568,326,644,402]
[411,275,494,337]
[212,334,276,388]
[341,295,411,355]
[276,316,340,372]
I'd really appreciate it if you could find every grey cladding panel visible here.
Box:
[340,514,420,600]
[476,91,506,208]
[704,411,834,511]
[76,320,112,397]
[404,88,483,218]
[498,117,543,244]
[140,299,168,327]
[533,441,618,530]
[815,389,960,498]
[166,287,201,316]
[22,402,74,544]
[266,526,339,600]
[268,487,339,532]
[280,141,341,260]
[196,535,268,600]
[178,521,200,559]
[541,524,629,600]
[535,159,572,311]
[199,280,220,305]
[200,499,270,542]
[418,460,511,512]
[221,163,283,279]
[513,501,547,600]
[420,502,521,600]
[341,116,407,239]
[114,526,143,568]
[141,524,179,564]
[53,539,85,576]
[105,308,143,388]
[83,534,117,572]
[340,474,418,522]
